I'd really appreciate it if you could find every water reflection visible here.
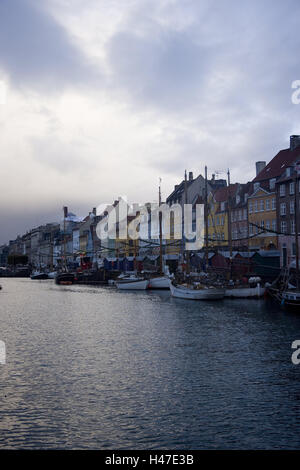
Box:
[0,278,299,449]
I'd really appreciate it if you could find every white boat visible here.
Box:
[170,281,225,300]
[148,276,170,289]
[225,285,265,298]
[281,290,300,311]
[116,278,149,290]
[47,271,57,279]
[30,271,49,280]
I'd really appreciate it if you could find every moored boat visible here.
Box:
[55,272,75,285]
[30,271,49,280]
[148,275,170,289]
[170,281,225,300]
[225,279,265,298]
[281,290,300,311]
[47,271,57,279]
[116,278,149,290]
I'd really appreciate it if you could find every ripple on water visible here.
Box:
[0,278,300,449]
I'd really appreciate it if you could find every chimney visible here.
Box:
[188,171,193,181]
[255,161,266,176]
[290,135,300,151]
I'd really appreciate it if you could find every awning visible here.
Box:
[147,255,159,261]
[163,254,179,260]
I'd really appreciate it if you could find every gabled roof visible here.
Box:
[253,147,300,182]
[248,185,273,198]
[213,183,238,202]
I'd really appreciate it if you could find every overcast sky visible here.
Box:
[1,0,300,244]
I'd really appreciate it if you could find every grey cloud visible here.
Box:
[107,28,214,111]
[0,0,100,90]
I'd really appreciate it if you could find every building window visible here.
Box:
[266,220,270,230]
[270,178,276,190]
[290,200,295,214]
[254,201,258,212]
[290,181,295,195]
[272,220,276,232]
[260,200,264,212]
[280,184,286,197]
[249,224,253,235]
[291,219,295,234]
[243,209,247,220]
[280,203,286,216]
[220,202,225,211]
[281,221,287,234]
[249,202,253,214]
[286,167,291,177]
[265,199,270,211]
[254,182,260,191]
[272,198,276,210]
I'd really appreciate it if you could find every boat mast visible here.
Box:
[184,170,190,275]
[205,166,209,269]
[159,178,163,275]
[227,169,233,278]
[63,206,67,272]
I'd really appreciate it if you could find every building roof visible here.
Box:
[213,184,238,202]
[253,147,300,182]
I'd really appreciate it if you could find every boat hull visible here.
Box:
[31,273,49,280]
[225,286,265,298]
[281,291,300,311]
[170,282,225,300]
[55,273,75,285]
[116,279,149,290]
[148,276,170,289]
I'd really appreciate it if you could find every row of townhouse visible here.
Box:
[206,135,300,268]
[94,135,300,271]
[3,136,300,272]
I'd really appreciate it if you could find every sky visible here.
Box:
[1,0,300,244]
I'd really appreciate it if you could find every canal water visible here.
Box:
[0,278,299,449]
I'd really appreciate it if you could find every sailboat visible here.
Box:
[148,178,170,290]
[169,169,225,300]
[55,206,75,285]
[116,276,149,290]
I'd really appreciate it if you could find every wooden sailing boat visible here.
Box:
[223,170,265,298]
[148,178,170,289]
[55,206,75,285]
[169,170,225,300]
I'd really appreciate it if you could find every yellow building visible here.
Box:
[247,186,277,249]
[207,186,237,248]
[115,215,140,258]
